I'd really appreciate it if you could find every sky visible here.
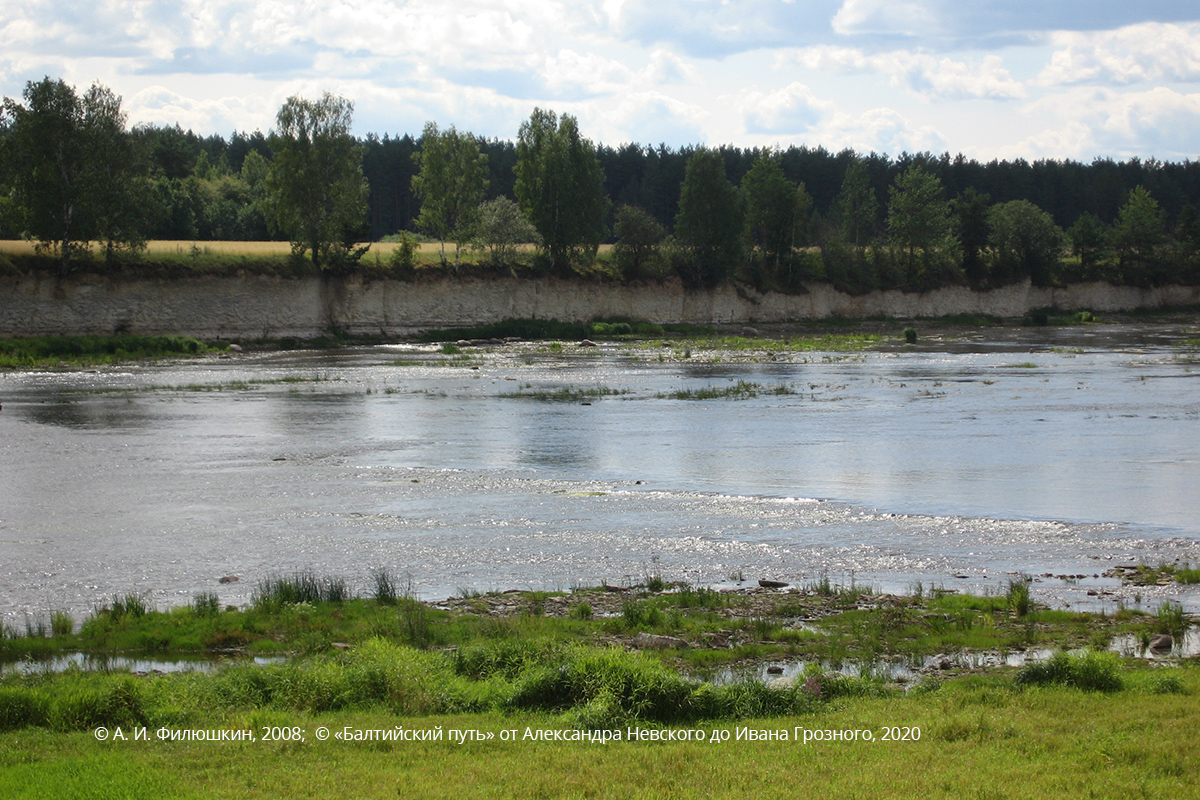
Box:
[3,1,1200,161]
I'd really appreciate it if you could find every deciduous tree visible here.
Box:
[612,204,666,278]
[987,200,1063,286]
[742,152,798,273]
[2,78,148,274]
[514,108,608,274]
[471,196,540,269]
[674,148,744,288]
[886,165,956,289]
[411,122,488,269]
[264,93,368,270]
[1111,186,1165,280]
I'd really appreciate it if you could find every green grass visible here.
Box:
[0,334,215,369]
[656,333,882,354]
[1112,562,1200,587]
[498,385,631,401]
[1174,567,1200,584]
[1,669,1198,799]
[1014,649,1124,692]
[1,577,1198,798]
[660,381,796,400]
[3,576,1185,674]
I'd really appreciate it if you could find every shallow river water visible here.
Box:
[2,323,1199,625]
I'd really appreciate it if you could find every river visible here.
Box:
[2,323,1198,626]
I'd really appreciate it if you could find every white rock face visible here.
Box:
[2,273,1197,338]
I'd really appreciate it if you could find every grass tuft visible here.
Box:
[1015,650,1123,693]
[254,571,350,611]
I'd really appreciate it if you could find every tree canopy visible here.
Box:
[7,74,1200,291]
[886,165,956,288]
[742,153,799,273]
[411,122,488,269]
[1,77,148,273]
[471,196,540,269]
[264,93,368,270]
[514,108,609,274]
[987,200,1064,286]
[674,148,744,289]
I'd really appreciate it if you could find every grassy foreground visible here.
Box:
[2,577,1196,798]
[2,674,1197,799]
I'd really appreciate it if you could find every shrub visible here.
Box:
[0,688,49,731]
[99,592,151,622]
[254,571,350,611]
[454,639,561,680]
[388,233,417,277]
[644,574,667,592]
[372,569,398,605]
[190,592,220,617]
[508,647,696,724]
[1154,601,1187,638]
[620,600,663,630]
[1007,576,1032,617]
[1149,673,1186,695]
[50,677,147,731]
[398,596,432,648]
[1015,650,1123,692]
[50,611,73,636]
[674,585,723,609]
[210,640,455,715]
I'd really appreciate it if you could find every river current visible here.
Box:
[2,323,1198,625]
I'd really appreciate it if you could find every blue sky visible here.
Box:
[3,1,1200,160]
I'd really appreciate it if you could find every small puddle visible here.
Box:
[1108,626,1200,659]
[0,652,286,677]
[698,657,920,687]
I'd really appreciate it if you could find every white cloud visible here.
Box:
[742,82,831,134]
[1040,23,1200,86]
[1026,85,1200,158]
[895,53,1026,100]
[126,85,277,133]
[789,46,1025,100]
[592,91,708,145]
[642,49,698,85]
[832,0,941,38]
[613,0,843,56]
[542,49,635,96]
[3,0,1200,160]
[830,1,1200,46]
[820,106,947,154]
[993,122,1097,161]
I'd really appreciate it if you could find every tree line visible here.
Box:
[3,76,1200,290]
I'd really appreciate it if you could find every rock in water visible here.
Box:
[1149,633,1174,652]
[633,633,687,650]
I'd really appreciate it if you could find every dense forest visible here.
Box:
[4,78,1200,293]
[27,123,1200,245]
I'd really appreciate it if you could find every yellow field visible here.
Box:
[0,239,445,257]
[0,240,611,258]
